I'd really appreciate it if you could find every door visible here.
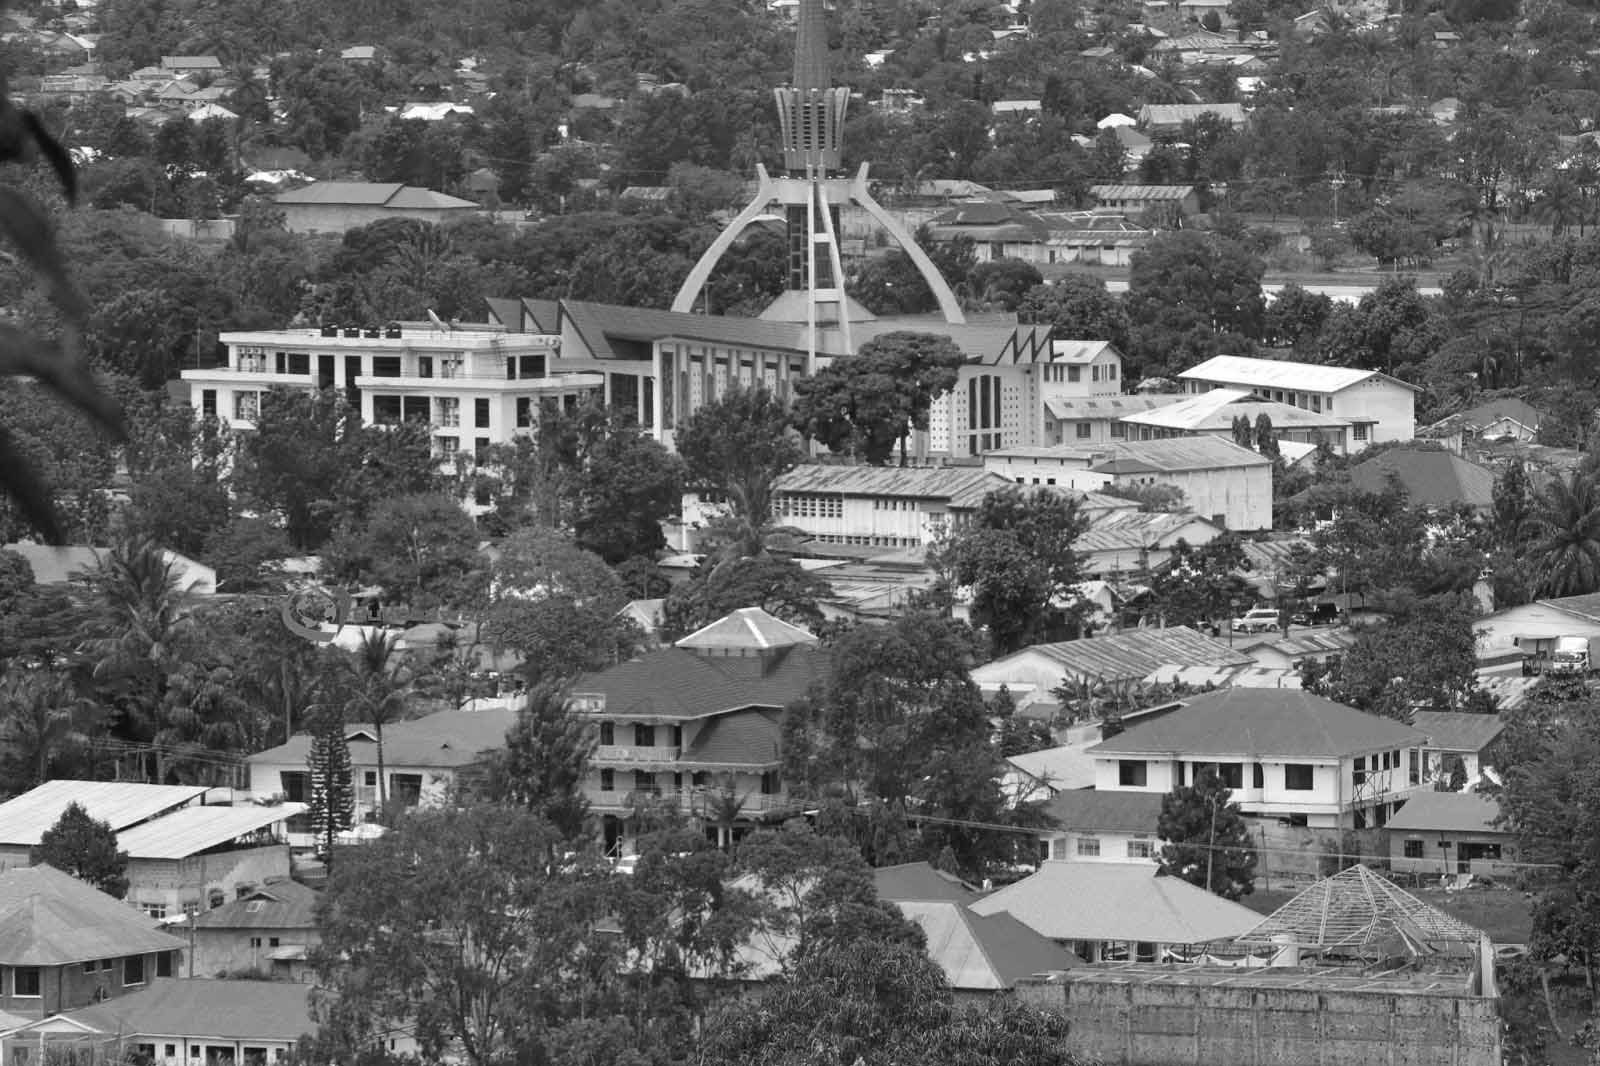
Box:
[317,355,334,389]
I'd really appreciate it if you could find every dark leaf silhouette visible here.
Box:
[0,31,124,544]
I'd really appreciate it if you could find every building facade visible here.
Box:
[1178,355,1417,446]
[183,324,600,460]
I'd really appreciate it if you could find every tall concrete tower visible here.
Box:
[672,0,963,365]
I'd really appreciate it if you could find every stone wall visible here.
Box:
[1018,970,1502,1066]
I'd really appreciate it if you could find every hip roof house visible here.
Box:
[274,182,478,234]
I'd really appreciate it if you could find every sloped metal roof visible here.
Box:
[1386,792,1504,836]
[0,781,209,847]
[897,900,1080,989]
[676,608,818,651]
[979,625,1250,685]
[1181,354,1420,394]
[0,865,186,965]
[1410,711,1505,753]
[116,804,306,860]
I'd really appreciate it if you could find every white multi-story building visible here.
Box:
[1177,355,1417,447]
[182,322,602,457]
[1086,688,1427,830]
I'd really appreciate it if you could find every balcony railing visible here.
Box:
[585,787,798,816]
[594,744,681,765]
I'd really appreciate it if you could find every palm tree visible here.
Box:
[342,629,415,818]
[0,671,96,788]
[1529,472,1600,598]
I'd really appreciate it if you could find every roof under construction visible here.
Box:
[1232,865,1485,957]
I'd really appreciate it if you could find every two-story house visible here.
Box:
[568,608,832,855]
[0,865,186,1022]
[1085,688,1426,829]
[1178,355,1417,447]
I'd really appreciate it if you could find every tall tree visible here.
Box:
[322,492,486,609]
[311,805,609,1066]
[0,672,96,793]
[307,716,355,862]
[790,332,967,465]
[933,487,1090,655]
[483,684,594,840]
[340,630,415,818]
[676,384,804,558]
[1157,768,1257,900]
[31,801,130,898]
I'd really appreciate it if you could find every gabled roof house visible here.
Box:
[1086,688,1427,829]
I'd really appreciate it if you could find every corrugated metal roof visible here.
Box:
[0,781,209,847]
[1090,184,1197,201]
[1239,629,1358,659]
[1410,711,1505,753]
[1043,395,1185,420]
[1180,354,1420,394]
[1121,388,1351,431]
[560,299,811,360]
[897,900,1080,989]
[1006,744,1097,791]
[386,186,477,210]
[0,865,186,965]
[676,608,818,651]
[1138,102,1247,126]
[1076,511,1222,552]
[1039,788,1163,832]
[1089,436,1272,473]
[1386,791,1503,835]
[48,978,312,1042]
[116,804,306,860]
[971,862,1260,943]
[190,879,319,931]
[1088,688,1425,759]
[980,625,1250,684]
[776,465,1013,508]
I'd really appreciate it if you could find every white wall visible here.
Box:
[1041,828,1159,864]
[1108,465,1271,530]
[1337,378,1416,445]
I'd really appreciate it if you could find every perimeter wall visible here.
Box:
[1016,973,1502,1066]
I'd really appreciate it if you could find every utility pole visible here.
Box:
[1330,169,1347,226]
[1206,792,1218,893]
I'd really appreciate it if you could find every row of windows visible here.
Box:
[597,723,684,748]
[871,499,919,511]
[1042,362,1119,384]
[1070,836,1155,859]
[811,534,922,548]
[1193,381,1333,415]
[6,954,171,998]
[1118,759,1317,791]
[775,494,843,519]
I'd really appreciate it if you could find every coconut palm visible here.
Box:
[341,629,416,818]
[1528,471,1600,598]
[0,671,97,788]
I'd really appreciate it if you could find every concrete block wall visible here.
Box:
[1018,975,1502,1066]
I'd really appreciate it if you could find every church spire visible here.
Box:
[775,0,847,173]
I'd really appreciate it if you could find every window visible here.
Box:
[1107,364,1117,380]
[166,1048,177,1059]
[1284,764,1314,791]
[84,961,97,974]
[760,771,779,795]
[1050,838,1068,860]
[1213,762,1243,789]
[1110,421,1126,439]
[13,967,40,996]
[1252,762,1264,789]
[233,391,261,421]
[1409,749,1420,785]
[436,436,460,456]
[600,769,615,792]
[124,955,146,986]
[1118,760,1148,787]
[1068,365,1080,382]
[1075,836,1100,857]
[516,397,533,428]
[599,722,615,746]
[475,397,490,428]
[634,724,656,747]
[201,389,217,418]
[519,355,545,379]
[250,937,263,949]
[436,397,460,427]
[280,771,309,803]
[141,903,167,919]
[634,771,657,794]
[1353,423,1368,442]
[371,356,401,377]
[269,938,280,948]
[287,352,310,375]
[1352,755,1367,786]
[418,356,433,378]
[364,771,378,787]
[1076,422,1092,439]
[371,394,402,424]
[1127,839,1154,859]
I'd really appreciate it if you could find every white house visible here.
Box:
[1036,789,1165,864]
[246,706,519,832]
[1178,355,1417,446]
[1088,437,1274,531]
[1085,688,1427,829]
[183,323,601,460]
[766,466,1017,551]
[1076,510,1225,576]
[1119,387,1356,455]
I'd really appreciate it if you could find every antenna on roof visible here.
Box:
[427,309,452,332]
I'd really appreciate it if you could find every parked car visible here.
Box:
[1291,603,1340,626]
[1232,607,1281,634]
